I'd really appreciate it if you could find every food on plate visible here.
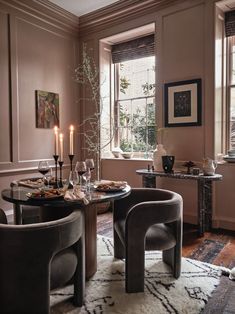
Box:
[27,188,63,198]
[18,178,44,188]
[95,180,127,191]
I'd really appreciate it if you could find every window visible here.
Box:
[114,56,156,153]
[111,33,156,156]
[227,36,235,149]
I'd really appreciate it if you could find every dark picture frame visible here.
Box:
[35,90,59,129]
[164,79,202,127]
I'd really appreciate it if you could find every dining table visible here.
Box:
[1,183,131,279]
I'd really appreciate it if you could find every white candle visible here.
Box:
[59,133,64,161]
[54,126,59,155]
[69,125,74,155]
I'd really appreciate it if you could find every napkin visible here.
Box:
[64,189,89,205]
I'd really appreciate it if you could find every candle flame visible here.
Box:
[54,126,58,133]
[70,125,74,131]
[59,133,63,140]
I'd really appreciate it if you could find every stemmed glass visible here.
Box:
[75,161,87,190]
[69,170,79,194]
[85,159,95,187]
[38,161,50,187]
[85,159,95,172]
[45,167,53,187]
[83,168,91,193]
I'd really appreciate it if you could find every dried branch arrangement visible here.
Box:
[74,44,115,180]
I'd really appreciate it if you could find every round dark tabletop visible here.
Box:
[1,185,131,207]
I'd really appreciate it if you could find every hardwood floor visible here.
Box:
[8,209,235,312]
[97,211,235,266]
[97,210,235,314]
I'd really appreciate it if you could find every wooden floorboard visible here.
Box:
[97,210,235,314]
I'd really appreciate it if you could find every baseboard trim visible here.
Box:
[212,217,235,231]
[184,213,235,231]
[183,213,197,225]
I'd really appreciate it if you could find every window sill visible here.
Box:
[101,157,153,162]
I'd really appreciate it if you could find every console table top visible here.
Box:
[136,169,223,181]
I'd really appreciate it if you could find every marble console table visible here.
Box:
[136,169,223,236]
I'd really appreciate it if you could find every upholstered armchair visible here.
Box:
[0,207,85,313]
[113,188,183,293]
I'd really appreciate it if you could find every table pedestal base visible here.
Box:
[84,204,97,279]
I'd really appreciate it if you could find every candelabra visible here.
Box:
[58,161,64,188]
[53,155,59,188]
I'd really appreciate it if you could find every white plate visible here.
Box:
[94,186,126,192]
[223,156,235,163]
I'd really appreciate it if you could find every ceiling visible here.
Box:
[217,0,235,11]
[49,0,120,16]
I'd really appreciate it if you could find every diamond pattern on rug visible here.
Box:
[50,236,225,314]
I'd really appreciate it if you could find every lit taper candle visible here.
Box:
[59,133,64,161]
[54,126,59,155]
[69,125,74,155]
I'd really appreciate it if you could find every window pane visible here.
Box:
[116,56,156,154]
[231,37,235,85]
[119,56,155,100]
[230,88,235,149]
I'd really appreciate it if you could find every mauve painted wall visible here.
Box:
[82,0,235,230]
[0,1,79,213]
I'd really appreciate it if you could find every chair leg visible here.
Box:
[163,246,181,279]
[125,240,145,293]
[113,228,125,259]
[73,236,85,307]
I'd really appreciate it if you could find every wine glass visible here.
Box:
[75,161,87,190]
[85,159,95,172]
[69,170,79,194]
[83,168,91,193]
[38,161,50,187]
[85,159,95,186]
[45,167,53,187]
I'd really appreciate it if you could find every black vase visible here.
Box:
[162,156,175,173]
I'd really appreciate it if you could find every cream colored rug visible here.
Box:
[51,236,225,314]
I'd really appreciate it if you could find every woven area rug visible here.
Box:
[51,236,225,314]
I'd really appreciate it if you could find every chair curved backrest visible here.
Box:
[0,208,84,313]
[113,188,183,293]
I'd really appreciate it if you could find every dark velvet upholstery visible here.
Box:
[0,208,85,313]
[113,188,183,293]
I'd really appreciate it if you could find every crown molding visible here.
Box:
[0,0,79,35]
[79,0,185,35]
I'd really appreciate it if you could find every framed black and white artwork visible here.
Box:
[164,79,202,127]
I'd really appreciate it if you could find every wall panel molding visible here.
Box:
[79,0,186,34]
[0,0,79,172]
[0,0,79,35]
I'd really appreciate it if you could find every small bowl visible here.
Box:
[112,152,121,158]
[121,152,133,159]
